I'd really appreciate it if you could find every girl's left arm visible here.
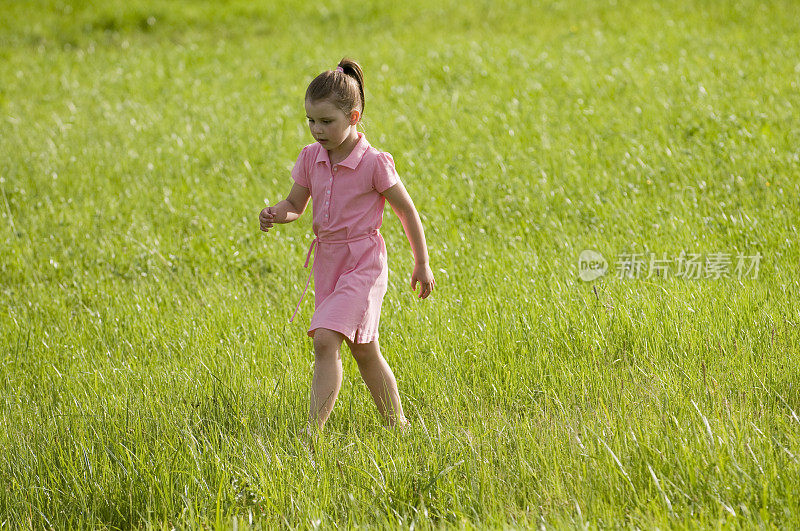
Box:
[382,182,435,299]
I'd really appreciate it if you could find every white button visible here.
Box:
[333,167,338,172]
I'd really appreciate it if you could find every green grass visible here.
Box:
[2,0,799,527]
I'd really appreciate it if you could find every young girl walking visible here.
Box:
[259,58,435,434]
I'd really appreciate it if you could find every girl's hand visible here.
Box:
[259,206,276,232]
[410,262,435,299]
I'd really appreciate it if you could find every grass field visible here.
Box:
[2,0,800,527]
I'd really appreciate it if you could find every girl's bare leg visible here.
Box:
[308,328,345,432]
[347,338,408,427]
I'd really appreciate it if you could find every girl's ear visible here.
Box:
[350,109,361,125]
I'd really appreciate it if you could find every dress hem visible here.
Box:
[308,324,379,345]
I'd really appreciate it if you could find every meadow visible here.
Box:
[1,0,799,527]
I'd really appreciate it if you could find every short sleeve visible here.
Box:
[290,148,310,188]
[373,152,400,193]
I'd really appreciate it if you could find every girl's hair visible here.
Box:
[305,57,365,120]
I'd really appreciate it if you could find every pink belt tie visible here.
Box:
[289,230,380,323]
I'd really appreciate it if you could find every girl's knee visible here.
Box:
[350,340,380,365]
[313,328,345,356]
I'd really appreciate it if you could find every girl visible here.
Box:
[259,58,435,434]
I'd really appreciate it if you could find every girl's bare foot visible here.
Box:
[298,430,318,469]
[388,417,411,434]
[299,424,318,456]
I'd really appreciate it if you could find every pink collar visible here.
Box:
[314,131,370,169]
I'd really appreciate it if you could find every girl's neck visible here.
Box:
[328,128,359,165]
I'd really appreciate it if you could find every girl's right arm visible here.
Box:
[259,183,310,232]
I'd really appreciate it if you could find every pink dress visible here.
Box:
[288,132,399,344]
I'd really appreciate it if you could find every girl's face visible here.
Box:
[305,98,359,150]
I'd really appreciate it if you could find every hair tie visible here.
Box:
[335,66,344,73]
